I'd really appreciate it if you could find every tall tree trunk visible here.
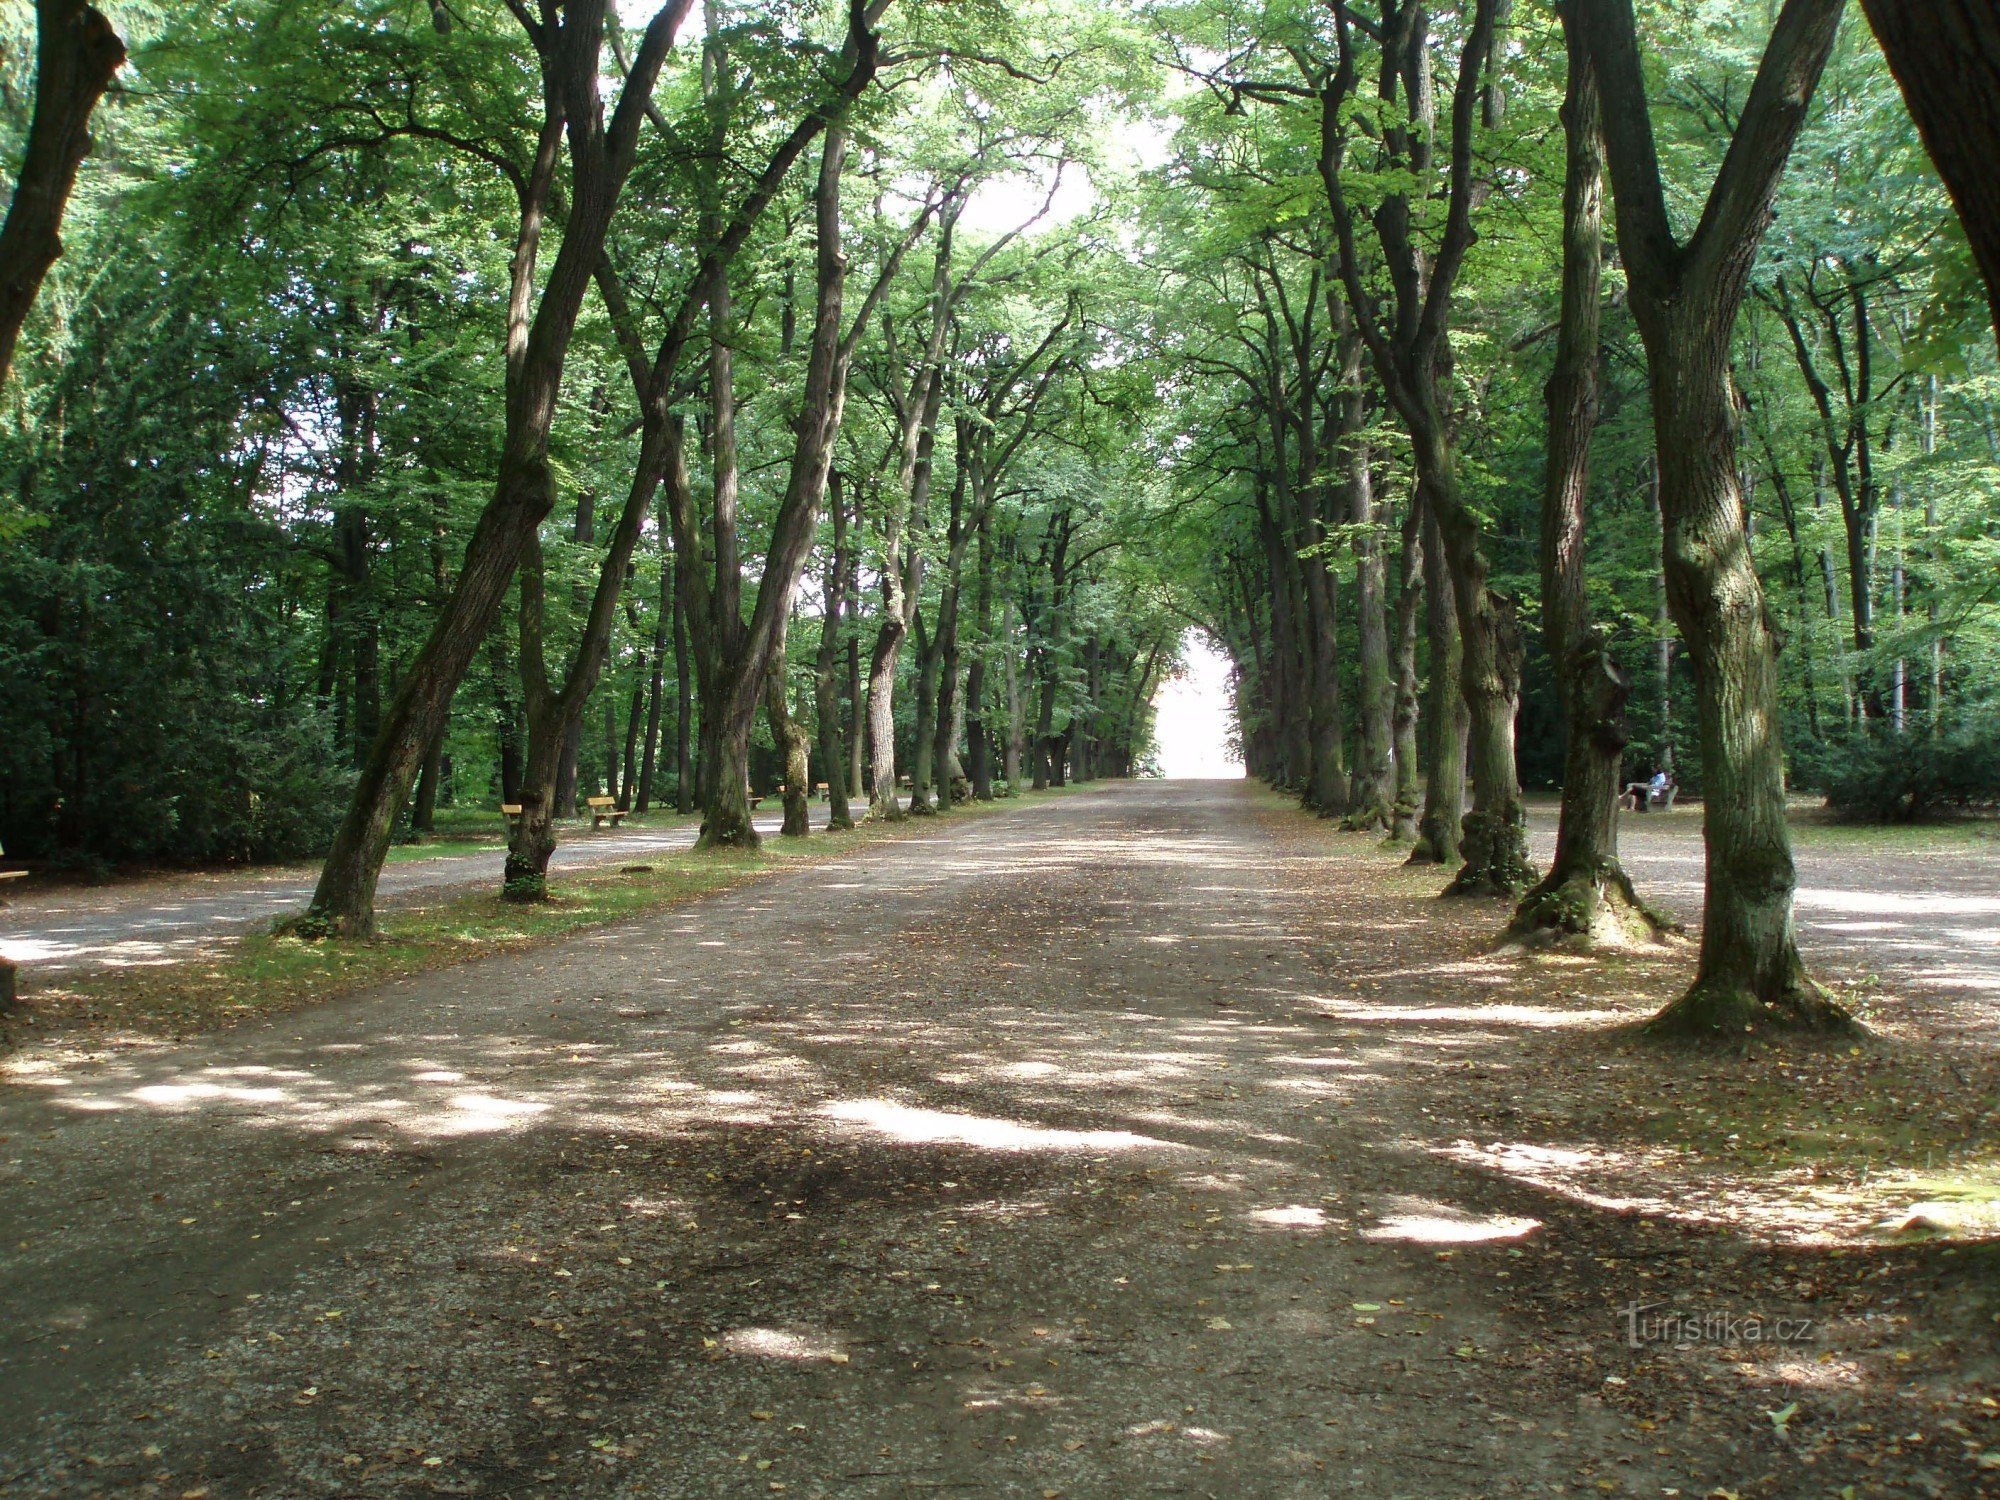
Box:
[815,471,855,831]
[1582,0,1853,1034]
[410,727,445,836]
[909,606,940,814]
[763,611,811,838]
[1346,428,1396,830]
[1508,16,1664,945]
[1003,595,1024,789]
[965,505,995,800]
[1388,492,1423,843]
[488,630,524,804]
[674,542,694,813]
[846,632,864,800]
[637,550,670,811]
[0,0,123,392]
[621,672,643,807]
[1411,492,1467,866]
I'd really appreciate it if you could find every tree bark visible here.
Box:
[1581,0,1854,1034]
[1507,13,1666,946]
[965,502,996,800]
[1411,490,1467,866]
[637,550,670,811]
[0,0,124,392]
[763,611,811,838]
[814,471,856,830]
[1388,490,1422,843]
[1345,406,1395,830]
[1860,0,2000,360]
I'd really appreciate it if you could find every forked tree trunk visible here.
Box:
[1581,0,1853,1035]
[1320,0,1529,896]
[1507,16,1667,946]
[0,0,124,391]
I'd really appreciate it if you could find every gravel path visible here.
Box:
[10,781,1986,1498]
[1526,807,2000,1017]
[0,815,790,978]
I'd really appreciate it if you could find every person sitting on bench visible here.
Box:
[1622,768,1675,812]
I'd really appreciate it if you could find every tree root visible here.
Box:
[1642,975,1860,1042]
[1442,808,1537,898]
[1501,860,1677,950]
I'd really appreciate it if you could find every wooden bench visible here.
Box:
[814,781,829,798]
[587,795,628,830]
[501,802,524,829]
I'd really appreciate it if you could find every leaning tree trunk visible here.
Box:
[1507,22,1667,947]
[0,0,123,392]
[302,0,692,935]
[1860,0,2000,361]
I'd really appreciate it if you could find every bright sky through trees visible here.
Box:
[1154,633,1242,778]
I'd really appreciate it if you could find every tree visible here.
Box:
[0,0,123,391]
[1505,3,1666,948]
[1579,0,1855,1033]
[302,0,696,936]
[1318,0,1536,897]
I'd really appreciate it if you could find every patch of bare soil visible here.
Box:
[1,782,1994,1499]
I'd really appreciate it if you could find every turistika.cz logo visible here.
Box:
[1619,1301,1817,1349]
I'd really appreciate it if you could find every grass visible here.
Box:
[8,789,1072,1049]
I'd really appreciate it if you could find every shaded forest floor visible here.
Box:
[2,780,1998,1499]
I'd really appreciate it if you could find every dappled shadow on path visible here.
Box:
[3,782,1996,1496]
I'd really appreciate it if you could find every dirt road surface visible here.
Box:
[0,816,787,979]
[2,783,1992,1498]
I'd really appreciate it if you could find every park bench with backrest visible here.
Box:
[1621,779,1678,813]
[501,802,524,829]
[587,796,628,830]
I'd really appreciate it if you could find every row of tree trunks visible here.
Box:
[1319,0,1534,898]
[303,0,696,936]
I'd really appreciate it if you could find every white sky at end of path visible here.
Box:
[1154,632,1243,780]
